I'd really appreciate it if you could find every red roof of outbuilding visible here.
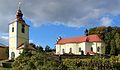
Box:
[57,35,101,44]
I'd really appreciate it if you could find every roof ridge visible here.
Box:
[57,34,101,44]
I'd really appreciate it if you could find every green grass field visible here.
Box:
[0,67,11,70]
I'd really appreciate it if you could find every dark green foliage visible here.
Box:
[12,50,66,70]
[30,43,44,52]
[85,29,89,36]
[20,48,32,57]
[62,57,120,70]
[29,43,36,49]
[12,50,120,70]
[36,45,44,52]
[2,62,12,68]
[45,45,52,52]
[89,26,120,55]
[110,40,116,55]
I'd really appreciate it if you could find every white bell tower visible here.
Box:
[9,5,29,59]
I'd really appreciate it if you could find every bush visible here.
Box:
[12,51,66,70]
[2,62,12,68]
[12,49,120,70]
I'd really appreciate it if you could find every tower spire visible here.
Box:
[16,1,23,21]
[18,2,21,10]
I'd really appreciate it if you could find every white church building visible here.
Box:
[9,8,34,59]
[56,35,103,55]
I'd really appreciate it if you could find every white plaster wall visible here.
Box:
[96,42,102,54]
[55,42,102,55]
[85,42,91,55]
[56,45,60,54]
[82,42,86,55]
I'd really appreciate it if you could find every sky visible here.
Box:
[0,0,120,48]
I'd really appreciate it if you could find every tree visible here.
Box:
[29,43,36,49]
[88,26,120,55]
[45,45,51,52]
[12,50,63,70]
[110,40,116,55]
[85,29,88,36]
[114,33,120,48]
[20,48,32,57]
[36,45,44,52]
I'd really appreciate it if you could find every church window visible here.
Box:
[11,52,15,59]
[21,24,25,33]
[12,27,14,32]
[91,47,93,51]
[62,49,65,54]
[97,47,100,52]
[70,48,72,53]
[79,48,81,52]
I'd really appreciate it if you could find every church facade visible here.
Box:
[9,8,29,59]
[56,35,103,55]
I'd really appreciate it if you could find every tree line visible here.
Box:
[29,43,55,52]
[87,26,120,55]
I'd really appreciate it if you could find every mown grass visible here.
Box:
[0,67,11,70]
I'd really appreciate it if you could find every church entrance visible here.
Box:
[11,52,15,60]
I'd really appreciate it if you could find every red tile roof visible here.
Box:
[85,51,96,55]
[57,35,101,44]
[17,43,36,50]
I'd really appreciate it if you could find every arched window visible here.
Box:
[12,27,14,32]
[11,52,15,59]
[97,47,100,52]
[21,24,25,33]
[62,49,65,54]
[91,47,93,51]
[70,48,72,53]
[79,47,81,52]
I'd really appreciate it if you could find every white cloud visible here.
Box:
[0,0,120,45]
[1,36,8,40]
[0,32,8,45]
[0,0,119,29]
[29,39,33,43]
[101,17,112,26]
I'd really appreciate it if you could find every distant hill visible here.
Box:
[0,43,5,46]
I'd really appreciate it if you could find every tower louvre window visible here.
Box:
[12,27,14,32]
[21,24,25,33]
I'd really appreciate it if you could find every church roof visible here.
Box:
[56,35,102,44]
[9,19,30,27]
[9,8,30,27]
[17,43,36,50]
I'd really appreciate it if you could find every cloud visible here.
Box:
[0,0,120,45]
[101,17,112,26]
[1,36,8,40]
[0,33,8,45]
[0,0,120,28]
[29,39,33,43]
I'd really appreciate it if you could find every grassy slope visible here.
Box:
[0,67,11,70]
